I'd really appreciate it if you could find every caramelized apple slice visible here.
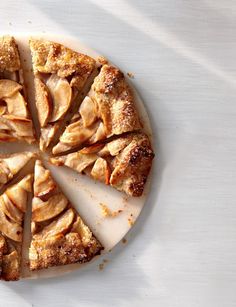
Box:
[34,160,56,199]
[34,78,51,127]
[0,209,22,242]
[34,208,74,240]
[0,80,22,99]
[71,216,92,246]
[0,195,23,224]
[4,92,28,117]
[90,157,110,184]
[46,74,72,122]
[32,193,68,222]
[51,152,97,173]
[79,96,97,127]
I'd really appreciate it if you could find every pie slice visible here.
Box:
[0,151,36,190]
[51,132,154,197]
[29,160,103,271]
[0,36,35,144]
[52,64,141,155]
[29,39,96,151]
[0,174,33,281]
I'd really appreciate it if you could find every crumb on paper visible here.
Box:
[99,203,123,217]
[99,263,104,271]
[28,20,32,24]
[122,238,127,244]
[97,56,108,65]
[127,72,134,78]
[8,22,12,26]
[103,259,109,263]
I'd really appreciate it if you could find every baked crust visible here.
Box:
[52,64,141,154]
[0,36,20,72]
[29,160,103,271]
[51,132,154,197]
[0,174,33,281]
[29,39,96,151]
[0,36,35,144]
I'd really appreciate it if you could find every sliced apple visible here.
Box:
[90,157,110,184]
[1,195,23,224]
[32,193,68,222]
[35,78,52,127]
[46,74,72,122]
[3,115,34,137]
[34,160,56,199]
[40,123,60,151]
[71,216,92,246]
[89,121,106,144]
[6,174,33,212]
[34,208,74,240]
[0,106,7,116]
[51,152,97,173]
[0,80,22,99]
[0,209,22,242]
[79,96,97,127]
[4,92,28,117]
[3,152,35,177]
[0,161,10,185]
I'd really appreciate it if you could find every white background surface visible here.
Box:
[0,0,236,306]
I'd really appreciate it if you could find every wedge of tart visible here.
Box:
[0,36,35,144]
[0,174,33,281]
[29,160,103,271]
[29,39,96,151]
[0,151,36,190]
[52,64,141,155]
[51,132,154,197]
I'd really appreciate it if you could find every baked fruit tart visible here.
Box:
[0,35,155,281]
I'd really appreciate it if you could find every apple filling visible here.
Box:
[0,79,35,143]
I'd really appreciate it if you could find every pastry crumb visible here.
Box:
[127,72,134,78]
[122,238,127,244]
[99,203,123,217]
[97,56,108,65]
[103,259,109,263]
[99,263,104,271]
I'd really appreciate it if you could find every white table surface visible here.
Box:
[1,0,236,306]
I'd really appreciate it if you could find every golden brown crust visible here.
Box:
[109,133,154,196]
[29,39,95,88]
[92,65,140,135]
[29,160,103,271]
[51,132,154,197]
[29,233,102,271]
[53,65,141,154]
[0,36,20,72]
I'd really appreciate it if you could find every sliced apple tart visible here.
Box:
[0,151,36,190]
[29,160,103,271]
[0,36,35,144]
[52,64,141,155]
[0,174,33,281]
[29,39,96,151]
[51,132,154,197]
